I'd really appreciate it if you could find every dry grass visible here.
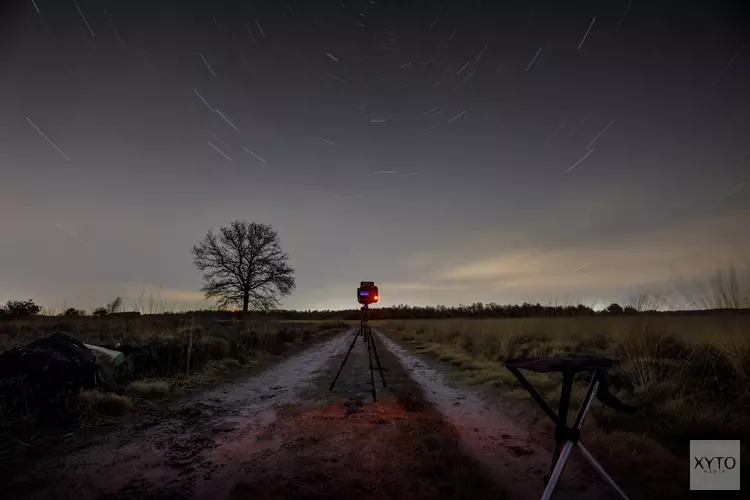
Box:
[378,313,750,497]
[77,391,134,417]
[125,380,171,398]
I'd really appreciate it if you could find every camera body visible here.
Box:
[357,281,379,305]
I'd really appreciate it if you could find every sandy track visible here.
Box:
[6,328,616,500]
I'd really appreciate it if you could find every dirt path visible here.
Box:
[5,328,616,500]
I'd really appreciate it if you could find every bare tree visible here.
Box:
[192,221,296,312]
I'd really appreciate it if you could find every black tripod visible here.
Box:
[329,304,387,402]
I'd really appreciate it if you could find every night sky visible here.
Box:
[1,0,748,312]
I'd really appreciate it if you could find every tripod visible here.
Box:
[329,304,388,402]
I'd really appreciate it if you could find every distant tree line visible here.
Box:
[276,303,604,320]
[267,303,750,320]
[2,298,749,322]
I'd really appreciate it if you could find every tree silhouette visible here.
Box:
[2,299,42,319]
[63,307,85,317]
[606,303,623,315]
[192,221,295,313]
[106,297,123,314]
[92,307,108,316]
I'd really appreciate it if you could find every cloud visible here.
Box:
[158,288,210,303]
[432,206,750,295]
[377,281,471,292]
[401,251,439,271]
[106,282,211,309]
[437,252,547,281]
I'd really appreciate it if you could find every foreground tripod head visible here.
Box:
[357,281,379,305]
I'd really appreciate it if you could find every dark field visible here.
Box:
[1,314,748,499]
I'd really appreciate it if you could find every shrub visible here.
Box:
[606,303,623,315]
[2,299,42,319]
[92,307,108,316]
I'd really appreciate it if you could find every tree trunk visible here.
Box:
[243,291,250,313]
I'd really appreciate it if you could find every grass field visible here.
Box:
[377,315,749,495]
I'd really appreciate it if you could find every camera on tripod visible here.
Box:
[357,281,379,305]
[330,281,387,401]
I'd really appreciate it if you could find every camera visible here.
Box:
[331,280,387,401]
[357,281,379,305]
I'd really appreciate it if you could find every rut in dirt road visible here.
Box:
[376,329,617,500]
[6,330,357,500]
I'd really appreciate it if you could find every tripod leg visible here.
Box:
[547,372,574,485]
[365,327,377,402]
[577,444,630,500]
[329,328,361,391]
[369,328,388,388]
[541,440,575,500]
[361,308,367,343]
[545,442,562,485]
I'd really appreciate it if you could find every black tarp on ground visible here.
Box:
[0,332,102,415]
